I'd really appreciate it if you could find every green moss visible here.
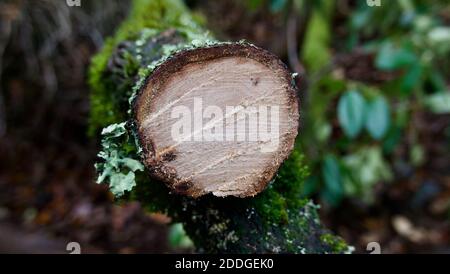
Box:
[252,146,310,224]
[256,189,289,224]
[320,233,352,254]
[100,127,347,253]
[276,147,310,205]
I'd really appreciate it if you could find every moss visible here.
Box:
[320,233,352,254]
[123,143,347,253]
[252,146,310,225]
[256,189,289,224]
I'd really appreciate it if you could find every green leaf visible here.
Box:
[425,92,450,114]
[337,90,366,138]
[365,96,390,140]
[269,0,288,13]
[401,64,422,94]
[351,8,371,31]
[322,155,343,206]
[375,42,416,71]
[314,121,331,142]
[429,27,450,45]
[342,147,392,203]
[301,4,333,72]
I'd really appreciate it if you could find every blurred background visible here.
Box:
[0,0,448,253]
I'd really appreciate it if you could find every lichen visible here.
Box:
[95,122,144,197]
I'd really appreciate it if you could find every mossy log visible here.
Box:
[89,0,350,253]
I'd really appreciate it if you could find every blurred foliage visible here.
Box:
[244,0,449,206]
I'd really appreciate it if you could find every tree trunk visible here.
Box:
[89,0,350,254]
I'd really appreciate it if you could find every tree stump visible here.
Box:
[134,43,299,198]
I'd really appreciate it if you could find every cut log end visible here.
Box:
[134,43,299,198]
